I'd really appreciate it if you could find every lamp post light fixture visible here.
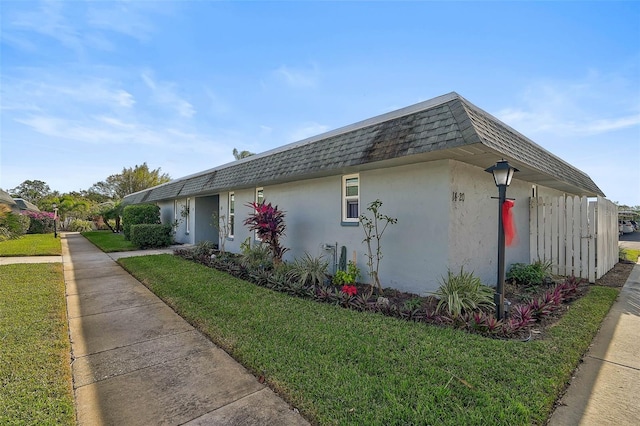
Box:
[485,160,518,320]
[52,203,58,239]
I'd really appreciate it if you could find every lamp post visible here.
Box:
[52,203,58,238]
[485,160,518,320]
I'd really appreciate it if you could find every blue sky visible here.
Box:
[1,1,639,206]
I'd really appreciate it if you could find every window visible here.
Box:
[255,187,264,240]
[342,174,359,223]
[185,198,191,234]
[256,187,264,205]
[229,192,235,237]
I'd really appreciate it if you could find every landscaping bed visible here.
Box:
[119,254,622,425]
[172,245,632,341]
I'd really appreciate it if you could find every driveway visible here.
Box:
[619,231,640,250]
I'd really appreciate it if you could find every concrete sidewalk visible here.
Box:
[62,232,308,425]
[547,262,640,426]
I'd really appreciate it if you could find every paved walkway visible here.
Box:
[61,232,309,425]
[2,233,638,424]
[547,260,640,425]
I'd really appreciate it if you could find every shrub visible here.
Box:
[0,205,30,240]
[23,210,55,234]
[433,267,494,318]
[122,204,161,240]
[193,240,217,257]
[288,253,329,286]
[240,240,273,271]
[243,201,288,264]
[332,260,360,286]
[130,224,173,248]
[68,219,94,232]
[506,260,552,286]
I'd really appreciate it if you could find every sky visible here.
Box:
[1,1,639,206]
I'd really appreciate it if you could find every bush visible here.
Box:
[240,241,273,271]
[332,260,361,286]
[23,211,55,234]
[507,260,552,286]
[0,206,30,240]
[130,224,173,249]
[68,219,94,232]
[122,204,160,240]
[288,253,329,286]
[433,267,494,318]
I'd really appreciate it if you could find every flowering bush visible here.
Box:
[23,211,55,234]
[243,201,289,264]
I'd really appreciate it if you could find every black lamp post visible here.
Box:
[485,160,518,320]
[52,203,58,238]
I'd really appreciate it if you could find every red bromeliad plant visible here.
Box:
[341,284,357,296]
[243,201,289,264]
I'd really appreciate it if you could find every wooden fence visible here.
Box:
[529,196,618,282]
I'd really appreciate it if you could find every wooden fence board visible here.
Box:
[529,195,617,281]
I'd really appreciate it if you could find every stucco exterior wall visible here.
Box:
[153,158,581,295]
[448,161,531,287]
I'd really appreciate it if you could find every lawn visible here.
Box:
[119,254,619,426]
[620,247,640,263]
[82,230,139,252]
[0,263,75,425]
[0,233,61,256]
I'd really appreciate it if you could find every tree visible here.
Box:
[360,199,398,294]
[243,200,288,264]
[232,148,255,160]
[91,163,171,200]
[9,180,51,203]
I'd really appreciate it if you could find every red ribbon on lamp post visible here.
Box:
[502,200,516,247]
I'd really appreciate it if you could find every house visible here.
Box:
[0,189,19,213]
[122,92,605,294]
[12,198,40,213]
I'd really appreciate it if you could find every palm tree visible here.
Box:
[232,148,255,160]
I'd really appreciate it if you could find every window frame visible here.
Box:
[228,192,235,238]
[342,174,360,224]
[173,199,178,222]
[254,187,264,241]
[185,198,191,234]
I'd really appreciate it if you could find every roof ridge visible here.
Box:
[140,92,462,190]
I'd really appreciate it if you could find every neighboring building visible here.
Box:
[12,198,40,213]
[0,189,19,213]
[122,92,605,294]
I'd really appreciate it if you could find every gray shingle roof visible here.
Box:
[13,198,40,212]
[0,189,18,210]
[123,92,604,205]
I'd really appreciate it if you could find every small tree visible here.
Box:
[211,211,230,253]
[243,200,288,265]
[360,199,397,293]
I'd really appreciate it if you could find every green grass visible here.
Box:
[0,234,61,256]
[0,263,75,425]
[82,230,139,252]
[620,248,640,263]
[119,255,619,426]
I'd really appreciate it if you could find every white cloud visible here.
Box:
[288,122,329,142]
[1,73,136,114]
[141,71,195,118]
[273,64,320,89]
[495,70,640,137]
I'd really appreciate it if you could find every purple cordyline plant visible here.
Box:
[243,201,289,264]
